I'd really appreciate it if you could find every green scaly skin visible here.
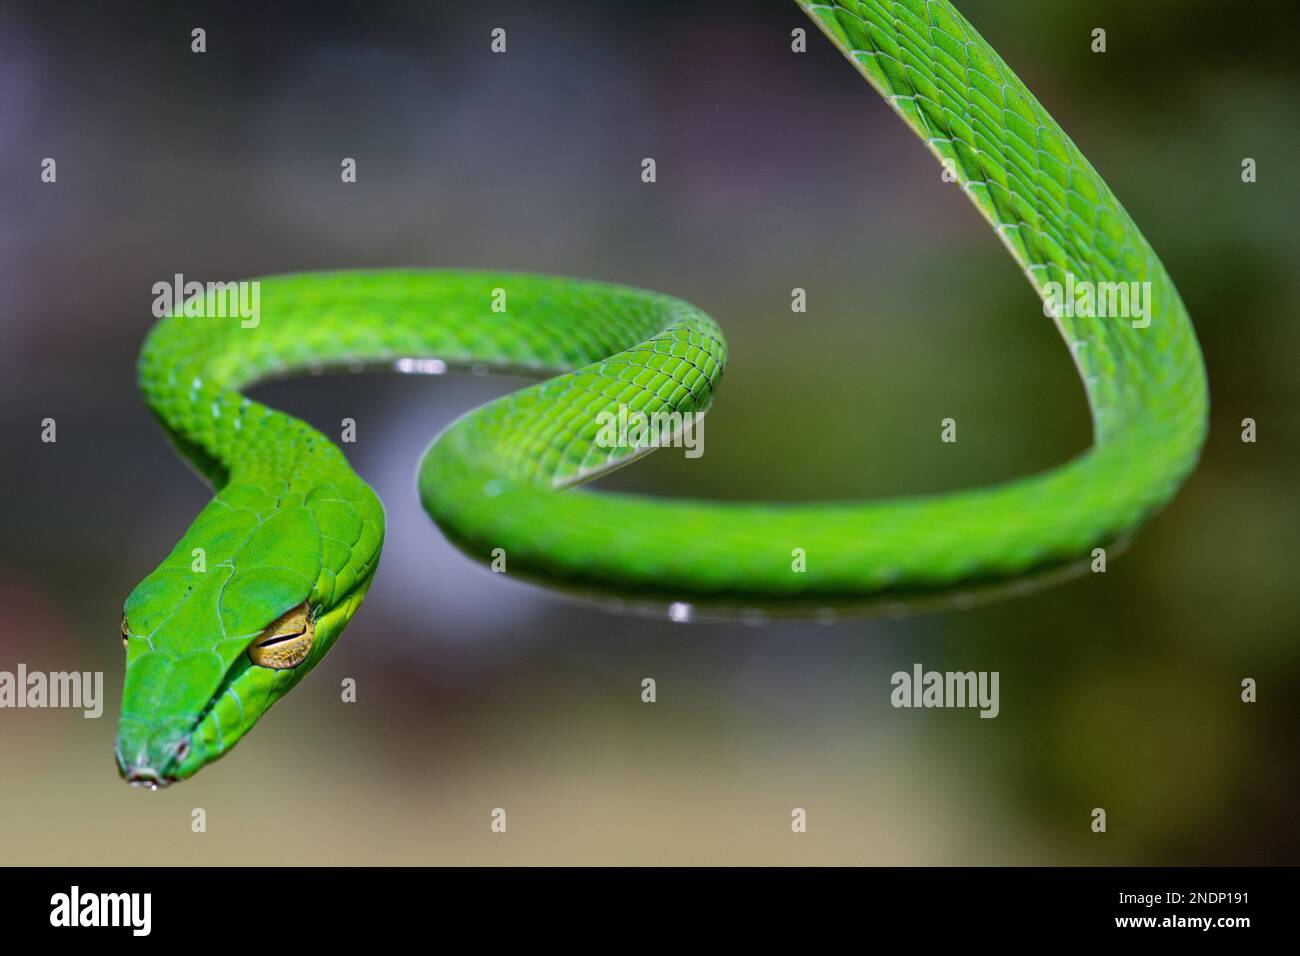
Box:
[116,0,1207,784]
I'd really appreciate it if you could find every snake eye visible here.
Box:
[247,603,314,670]
[121,615,129,650]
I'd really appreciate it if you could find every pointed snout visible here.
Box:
[114,721,192,787]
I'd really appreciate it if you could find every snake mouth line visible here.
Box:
[123,769,179,789]
[114,734,188,789]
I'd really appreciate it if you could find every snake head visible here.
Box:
[115,483,379,785]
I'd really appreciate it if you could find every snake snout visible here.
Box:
[115,725,190,788]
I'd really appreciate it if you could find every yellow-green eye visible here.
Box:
[247,603,314,669]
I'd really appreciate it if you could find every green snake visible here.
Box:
[115,0,1208,785]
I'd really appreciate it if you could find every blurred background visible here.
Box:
[1,0,1296,864]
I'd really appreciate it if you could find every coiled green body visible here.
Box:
[116,1,1208,784]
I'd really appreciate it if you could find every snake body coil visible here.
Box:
[116,0,1208,784]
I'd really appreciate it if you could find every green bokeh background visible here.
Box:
[1,0,1296,863]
